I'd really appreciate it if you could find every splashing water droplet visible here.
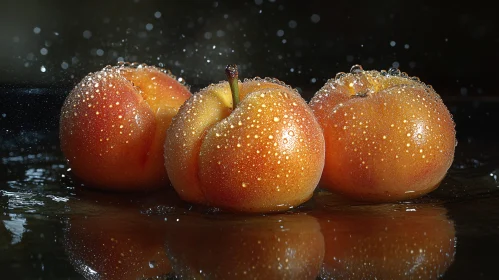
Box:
[350,64,364,74]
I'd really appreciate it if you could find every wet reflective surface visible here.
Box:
[1,90,499,279]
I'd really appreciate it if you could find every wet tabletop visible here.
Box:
[1,89,499,279]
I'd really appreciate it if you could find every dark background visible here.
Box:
[1,2,499,279]
[0,0,497,99]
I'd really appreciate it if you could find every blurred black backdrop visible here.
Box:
[0,0,497,99]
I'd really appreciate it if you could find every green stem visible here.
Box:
[225,64,240,110]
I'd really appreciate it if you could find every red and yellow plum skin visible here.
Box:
[60,63,191,191]
[165,79,325,212]
[309,67,456,202]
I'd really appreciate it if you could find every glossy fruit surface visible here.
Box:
[312,198,456,279]
[309,66,456,201]
[60,63,191,191]
[165,73,325,212]
[63,192,174,280]
[164,213,325,280]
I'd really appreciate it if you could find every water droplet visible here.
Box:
[83,30,92,39]
[410,76,421,83]
[149,261,156,268]
[335,72,346,80]
[388,67,401,76]
[311,14,321,23]
[273,117,280,122]
[350,64,364,74]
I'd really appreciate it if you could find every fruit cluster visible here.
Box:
[60,63,456,213]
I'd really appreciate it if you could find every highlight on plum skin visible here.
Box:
[164,66,325,213]
[60,62,192,191]
[309,65,456,202]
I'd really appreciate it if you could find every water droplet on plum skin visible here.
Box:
[388,67,401,76]
[350,64,364,74]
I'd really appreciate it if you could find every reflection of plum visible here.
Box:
[165,213,325,279]
[312,202,456,279]
[63,191,177,280]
